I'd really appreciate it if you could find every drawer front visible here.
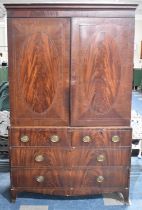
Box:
[11,167,129,188]
[10,128,70,147]
[71,128,131,147]
[10,127,131,147]
[11,147,131,167]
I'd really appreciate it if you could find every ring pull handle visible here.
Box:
[82,136,92,143]
[20,135,29,143]
[50,135,60,143]
[97,154,105,162]
[112,135,120,143]
[36,176,44,183]
[35,155,44,162]
[97,176,104,183]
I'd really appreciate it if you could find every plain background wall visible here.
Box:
[0,0,142,66]
[0,16,7,62]
[134,19,142,68]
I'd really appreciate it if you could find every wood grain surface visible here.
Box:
[21,32,59,113]
[10,186,129,197]
[11,147,130,167]
[10,127,70,147]
[10,127,131,147]
[70,128,132,147]
[8,18,70,126]
[5,4,137,18]
[11,167,129,188]
[6,3,136,202]
[71,18,134,126]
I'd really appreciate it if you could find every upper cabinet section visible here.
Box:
[71,18,135,126]
[8,18,70,126]
[6,4,137,127]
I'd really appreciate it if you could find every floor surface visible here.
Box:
[0,91,142,210]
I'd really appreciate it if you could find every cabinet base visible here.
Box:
[120,189,131,205]
[10,187,130,204]
[10,188,17,203]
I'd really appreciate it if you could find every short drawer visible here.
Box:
[10,128,70,147]
[11,147,131,167]
[70,128,132,147]
[11,167,129,188]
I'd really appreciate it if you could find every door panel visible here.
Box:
[71,18,134,126]
[8,18,70,126]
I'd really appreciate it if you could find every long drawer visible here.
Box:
[11,147,131,167]
[11,167,129,188]
[10,127,132,147]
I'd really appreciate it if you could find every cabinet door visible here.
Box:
[8,18,70,126]
[71,18,134,126]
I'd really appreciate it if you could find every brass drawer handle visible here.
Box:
[20,135,29,143]
[97,154,105,162]
[35,155,44,162]
[82,136,92,143]
[36,176,44,183]
[50,135,60,143]
[97,176,104,183]
[112,135,120,143]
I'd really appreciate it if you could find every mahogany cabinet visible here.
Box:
[5,3,137,203]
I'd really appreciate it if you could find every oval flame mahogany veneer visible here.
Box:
[84,32,121,115]
[20,32,59,113]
